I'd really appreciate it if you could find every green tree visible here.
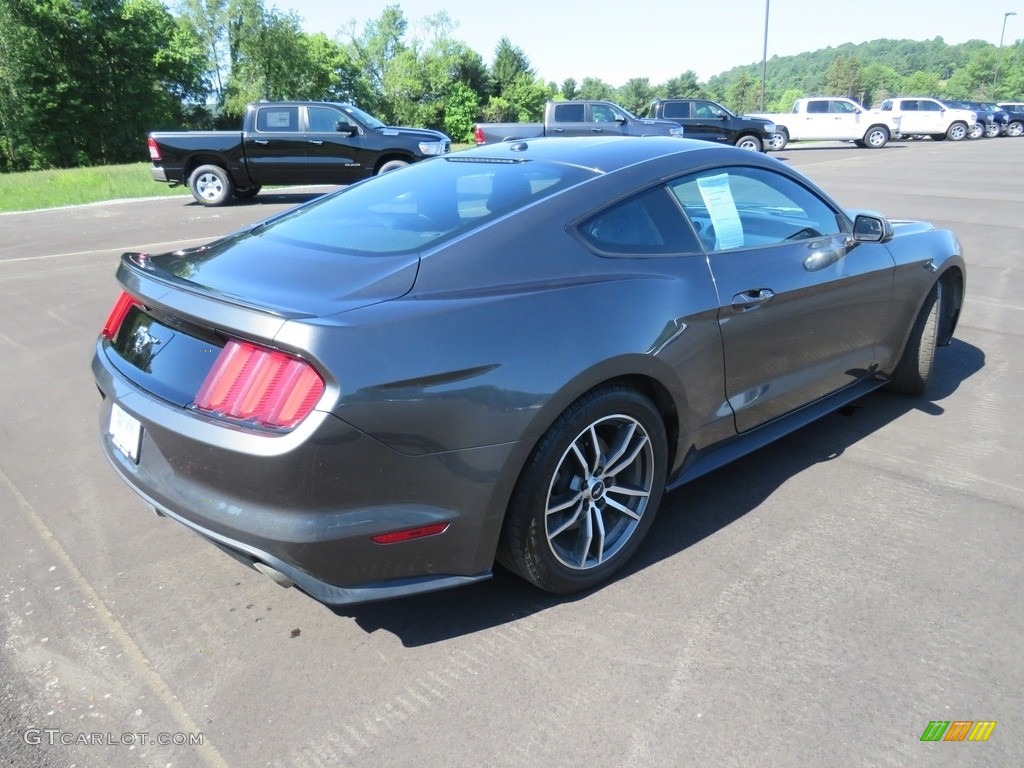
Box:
[616,77,656,115]
[560,78,579,100]
[0,0,206,170]
[903,70,942,95]
[578,77,614,101]
[825,55,864,100]
[725,71,760,114]
[661,71,703,98]
[490,37,533,96]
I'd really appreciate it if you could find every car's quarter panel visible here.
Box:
[93,354,508,592]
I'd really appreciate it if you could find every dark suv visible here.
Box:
[997,103,1024,136]
[646,99,776,152]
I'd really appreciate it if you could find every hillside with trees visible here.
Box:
[1,0,1022,171]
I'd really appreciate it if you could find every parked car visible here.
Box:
[94,136,965,606]
[749,97,900,150]
[473,100,683,145]
[997,103,1024,136]
[645,98,775,152]
[875,97,977,141]
[148,101,451,207]
[945,100,1005,137]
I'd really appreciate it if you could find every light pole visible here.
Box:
[994,11,1017,91]
[760,0,770,111]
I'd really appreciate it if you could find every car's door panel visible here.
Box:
[669,167,896,433]
[244,106,307,185]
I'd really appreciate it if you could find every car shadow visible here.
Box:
[331,339,984,647]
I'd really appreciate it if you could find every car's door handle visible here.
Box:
[552,128,565,133]
[308,140,323,145]
[731,288,776,310]
[592,128,605,133]
[253,139,269,145]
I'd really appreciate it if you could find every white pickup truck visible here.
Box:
[751,97,901,150]
[873,97,978,142]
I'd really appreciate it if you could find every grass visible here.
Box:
[0,146,477,213]
[0,162,191,212]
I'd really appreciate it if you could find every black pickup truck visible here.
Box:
[646,98,776,152]
[148,102,451,206]
[472,100,683,145]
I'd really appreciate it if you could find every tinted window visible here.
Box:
[921,100,941,112]
[554,103,585,122]
[662,102,690,119]
[668,167,843,252]
[578,187,701,256]
[255,107,299,132]
[806,100,829,114]
[831,100,858,114]
[253,158,595,255]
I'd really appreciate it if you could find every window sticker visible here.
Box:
[266,111,292,129]
[696,174,744,250]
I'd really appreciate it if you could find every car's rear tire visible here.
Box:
[885,282,941,395]
[967,122,984,140]
[766,128,789,151]
[189,164,233,206]
[1007,120,1024,137]
[985,122,1001,138]
[498,385,667,594]
[863,125,889,148]
[735,134,763,152]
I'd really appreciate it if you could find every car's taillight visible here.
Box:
[192,340,325,429]
[147,137,161,161]
[101,291,142,340]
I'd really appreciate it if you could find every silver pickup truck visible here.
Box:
[473,100,683,145]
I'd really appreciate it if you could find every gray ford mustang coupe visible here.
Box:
[93,136,965,605]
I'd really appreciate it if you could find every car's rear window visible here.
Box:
[255,157,596,255]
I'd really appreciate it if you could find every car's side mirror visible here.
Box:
[336,122,358,136]
[852,213,894,244]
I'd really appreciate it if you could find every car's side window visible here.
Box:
[667,167,844,252]
[577,187,702,256]
[307,107,351,133]
[255,107,299,132]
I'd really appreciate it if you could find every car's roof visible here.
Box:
[454,136,718,175]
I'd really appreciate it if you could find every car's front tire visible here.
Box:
[947,122,968,141]
[499,386,667,594]
[967,122,984,140]
[863,125,890,148]
[985,122,1002,138]
[377,159,409,174]
[885,282,941,395]
[766,128,789,151]
[189,164,233,206]
[735,134,764,152]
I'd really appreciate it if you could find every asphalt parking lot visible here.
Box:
[1,138,1022,767]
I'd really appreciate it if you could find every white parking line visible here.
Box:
[0,238,213,265]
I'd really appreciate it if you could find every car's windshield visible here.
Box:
[341,104,387,129]
[252,157,596,255]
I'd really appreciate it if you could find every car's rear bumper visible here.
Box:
[150,166,168,183]
[93,345,511,605]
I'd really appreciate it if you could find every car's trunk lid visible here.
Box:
[126,228,420,318]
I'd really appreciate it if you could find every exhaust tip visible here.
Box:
[253,561,294,589]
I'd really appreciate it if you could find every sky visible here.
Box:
[271,0,1022,86]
